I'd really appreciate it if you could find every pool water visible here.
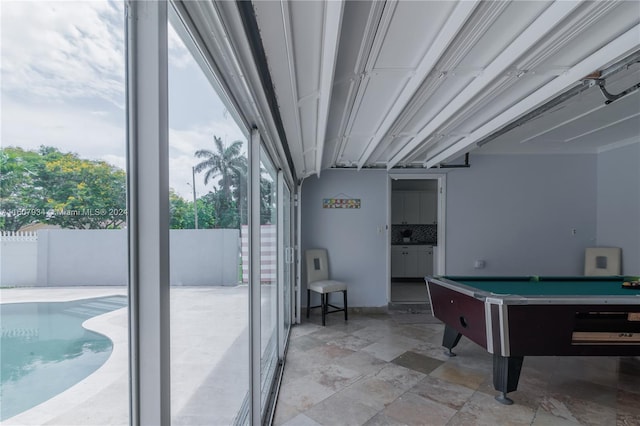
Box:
[0,295,127,421]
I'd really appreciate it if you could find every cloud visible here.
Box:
[1,94,126,159]
[1,0,247,201]
[168,21,193,69]
[1,1,126,109]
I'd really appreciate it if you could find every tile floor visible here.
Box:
[390,281,429,303]
[273,309,640,426]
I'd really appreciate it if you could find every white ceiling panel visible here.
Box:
[338,134,373,164]
[348,72,412,138]
[458,1,552,70]
[252,0,640,177]
[289,1,323,97]
[332,1,376,81]
[373,1,456,69]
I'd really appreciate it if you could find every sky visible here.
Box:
[0,0,247,200]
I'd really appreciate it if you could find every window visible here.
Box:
[0,1,129,424]
[168,15,249,424]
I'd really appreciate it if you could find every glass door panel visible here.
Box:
[282,180,293,349]
[259,147,278,414]
[168,15,249,425]
[0,2,129,424]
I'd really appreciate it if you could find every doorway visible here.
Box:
[388,174,446,304]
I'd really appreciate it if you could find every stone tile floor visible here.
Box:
[273,311,640,426]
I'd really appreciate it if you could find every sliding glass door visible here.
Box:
[125,2,295,424]
[167,10,250,424]
[259,147,279,415]
[0,2,129,424]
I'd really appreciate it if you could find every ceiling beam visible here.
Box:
[278,0,308,174]
[387,0,583,170]
[314,0,344,177]
[426,24,640,167]
[356,0,480,170]
[330,0,393,166]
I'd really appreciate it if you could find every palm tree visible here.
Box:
[194,136,246,198]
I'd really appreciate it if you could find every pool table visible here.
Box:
[424,275,640,404]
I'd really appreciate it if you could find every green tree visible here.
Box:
[0,147,43,230]
[169,190,217,229]
[0,146,127,230]
[195,195,217,229]
[194,136,246,198]
[260,171,276,225]
[197,190,239,229]
[169,189,194,229]
[194,136,247,228]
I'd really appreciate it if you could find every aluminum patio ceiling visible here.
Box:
[252,0,640,178]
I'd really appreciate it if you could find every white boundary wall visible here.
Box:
[1,229,240,287]
[0,232,38,286]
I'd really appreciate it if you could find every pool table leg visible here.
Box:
[493,354,524,405]
[442,324,463,357]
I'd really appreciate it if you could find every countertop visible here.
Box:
[392,242,437,246]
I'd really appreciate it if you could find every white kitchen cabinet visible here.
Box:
[417,245,434,277]
[391,192,404,225]
[391,245,433,278]
[392,191,436,224]
[419,190,437,224]
[390,246,405,277]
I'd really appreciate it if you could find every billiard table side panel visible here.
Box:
[507,305,640,356]
[505,305,575,356]
[427,282,488,350]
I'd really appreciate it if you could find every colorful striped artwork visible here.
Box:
[323,198,361,209]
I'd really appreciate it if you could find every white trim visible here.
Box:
[125,1,170,424]
[436,175,447,275]
[295,183,303,324]
[249,129,261,426]
[499,304,510,357]
[387,173,447,302]
[485,301,494,354]
[386,175,392,302]
[315,0,345,176]
[277,171,285,360]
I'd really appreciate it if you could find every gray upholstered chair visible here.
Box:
[305,248,348,326]
[584,247,621,276]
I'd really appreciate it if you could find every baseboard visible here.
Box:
[302,306,388,316]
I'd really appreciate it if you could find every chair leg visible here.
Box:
[321,293,326,326]
[306,289,310,318]
[343,290,348,321]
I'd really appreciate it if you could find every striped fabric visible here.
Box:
[241,225,277,283]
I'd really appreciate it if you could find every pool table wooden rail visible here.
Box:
[425,275,640,405]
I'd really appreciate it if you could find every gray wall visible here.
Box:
[300,148,640,306]
[1,234,38,286]
[301,170,389,307]
[597,141,640,274]
[446,154,598,275]
[35,229,239,287]
[37,229,128,286]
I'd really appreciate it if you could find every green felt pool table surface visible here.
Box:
[443,276,638,296]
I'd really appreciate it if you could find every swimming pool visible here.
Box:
[0,295,127,421]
